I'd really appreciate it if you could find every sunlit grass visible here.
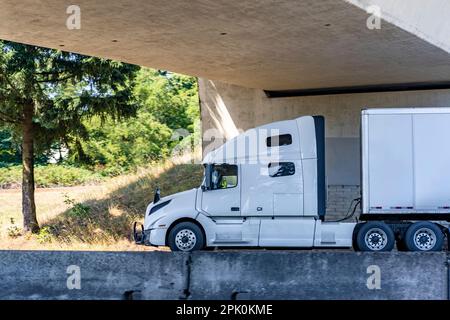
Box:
[0,154,203,251]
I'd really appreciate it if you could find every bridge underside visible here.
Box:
[1,0,450,91]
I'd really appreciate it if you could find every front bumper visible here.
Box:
[133,222,166,246]
[133,222,150,245]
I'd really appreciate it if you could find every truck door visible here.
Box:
[256,160,315,247]
[201,164,241,216]
[241,160,304,216]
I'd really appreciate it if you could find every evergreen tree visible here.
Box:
[0,41,139,232]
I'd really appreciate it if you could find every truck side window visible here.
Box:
[268,162,295,177]
[211,164,238,190]
[266,134,292,147]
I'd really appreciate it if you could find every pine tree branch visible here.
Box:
[0,90,23,124]
[34,71,63,76]
[0,68,22,98]
[0,110,19,124]
[35,74,77,83]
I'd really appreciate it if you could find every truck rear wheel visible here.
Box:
[168,222,205,252]
[403,222,443,252]
[356,222,395,252]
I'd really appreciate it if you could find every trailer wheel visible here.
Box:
[404,222,443,252]
[356,222,395,252]
[168,222,205,252]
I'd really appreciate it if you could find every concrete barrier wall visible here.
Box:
[0,251,447,300]
[189,252,448,300]
[0,251,188,300]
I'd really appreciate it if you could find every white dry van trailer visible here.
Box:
[134,107,450,252]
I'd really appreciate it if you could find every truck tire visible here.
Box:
[356,222,395,252]
[168,222,205,252]
[352,223,363,251]
[404,222,444,252]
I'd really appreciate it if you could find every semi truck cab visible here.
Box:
[135,115,355,251]
[134,108,450,252]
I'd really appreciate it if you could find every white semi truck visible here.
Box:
[134,107,450,252]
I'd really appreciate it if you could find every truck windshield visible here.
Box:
[210,164,238,190]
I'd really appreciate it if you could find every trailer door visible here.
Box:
[413,113,450,211]
[365,114,414,212]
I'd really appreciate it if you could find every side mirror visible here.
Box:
[203,164,213,191]
[153,187,161,203]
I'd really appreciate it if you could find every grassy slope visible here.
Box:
[0,160,203,250]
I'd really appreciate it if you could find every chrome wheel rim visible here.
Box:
[175,229,197,251]
[364,228,388,251]
[413,228,436,251]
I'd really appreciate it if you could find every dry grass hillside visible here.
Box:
[0,159,203,250]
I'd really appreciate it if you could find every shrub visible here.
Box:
[0,165,104,188]
[36,226,53,243]
[64,194,91,219]
[0,166,22,188]
[7,218,21,238]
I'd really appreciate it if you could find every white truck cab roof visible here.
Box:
[202,116,318,165]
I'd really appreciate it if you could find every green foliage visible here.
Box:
[63,194,91,219]
[0,40,141,230]
[34,165,103,187]
[36,226,52,243]
[67,69,200,173]
[0,166,21,187]
[0,165,104,188]
[0,42,201,189]
[0,67,202,187]
[0,129,21,166]
[71,114,173,173]
[134,69,199,131]
[0,128,52,167]
[0,41,140,152]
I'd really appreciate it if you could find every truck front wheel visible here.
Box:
[356,222,395,252]
[168,222,205,252]
[403,222,444,252]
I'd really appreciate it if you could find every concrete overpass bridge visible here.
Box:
[1,0,450,217]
